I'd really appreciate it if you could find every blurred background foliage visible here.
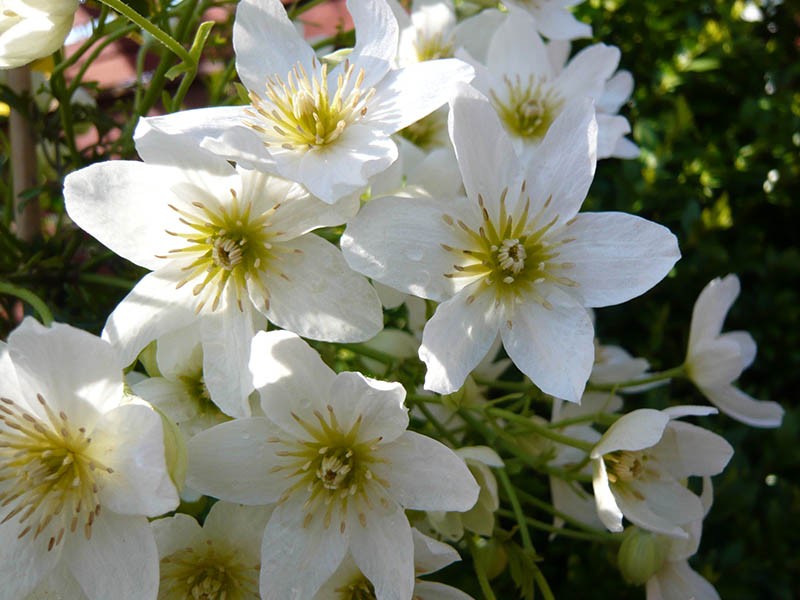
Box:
[0,0,798,598]
[573,0,799,598]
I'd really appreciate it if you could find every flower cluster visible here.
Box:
[0,0,784,598]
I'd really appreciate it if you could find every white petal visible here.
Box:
[420,286,501,394]
[556,43,620,100]
[65,513,159,600]
[151,513,204,559]
[452,9,506,64]
[448,86,524,211]
[139,106,249,152]
[200,305,258,418]
[591,458,623,532]
[598,70,634,113]
[185,417,286,504]
[553,212,680,307]
[700,384,784,428]
[411,528,461,575]
[620,480,701,537]
[25,563,87,600]
[687,274,740,351]
[102,268,197,369]
[262,235,383,342]
[650,421,733,479]
[0,519,62,598]
[271,124,397,204]
[250,330,337,438]
[688,336,745,387]
[721,330,757,370]
[373,431,479,511]
[532,1,592,40]
[133,117,238,176]
[0,340,23,401]
[367,59,474,134]
[349,500,414,600]
[413,580,475,600]
[260,502,348,600]
[487,8,550,79]
[8,319,122,423]
[550,476,604,531]
[64,162,187,270]
[203,501,274,560]
[348,0,398,86]
[591,409,670,458]
[233,0,315,91]
[647,560,720,600]
[328,371,409,444]
[502,289,594,403]
[522,98,597,226]
[596,114,632,159]
[93,404,179,517]
[456,446,504,468]
[342,195,463,301]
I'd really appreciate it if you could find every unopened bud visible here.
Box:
[617,527,668,585]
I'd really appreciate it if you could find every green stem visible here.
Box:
[0,282,53,325]
[339,343,397,366]
[466,535,497,600]
[97,0,192,63]
[497,469,534,552]
[484,407,594,452]
[586,365,686,392]
[77,272,137,290]
[549,411,620,429]
[414,401,459,447]
[473,376,532,393]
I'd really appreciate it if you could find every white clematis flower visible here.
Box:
[186,330,479,600]
[461,6,631,160]
[152,501,273,600]
[0,319,178,599]
[502,0,591,40]
[147,0,474,204]
[590,407,732,538]
[65,122,383,418]
[0,0,78,69]
[314,528,474,600]
[685,274,784,427]
[342,88,679,400]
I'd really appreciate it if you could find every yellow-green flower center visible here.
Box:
[441,184,578,308]
[337,575,376,600]
[246,58,375,151]
[605,450,649,484]
[159,540,259,600]
[414,32,454,62]
[162,189,285,313]
[0,395,112,551]
[269,405,390,532]
[490,74,564,142]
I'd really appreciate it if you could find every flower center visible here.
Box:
[605,451,649,484]
[159,540,259,600]
[440,183,578,307]
[337,576,376,600]
[317,447,354,490]
[414,33,454,62]
[160,188,282,313]
[268,405,390,532]
[0,395,112,551]
[490,75,564,142]
[246,58,375,151]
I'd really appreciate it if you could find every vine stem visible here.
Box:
[0,282,53,325]
[97,0,192,64]
[586,365,686,392]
